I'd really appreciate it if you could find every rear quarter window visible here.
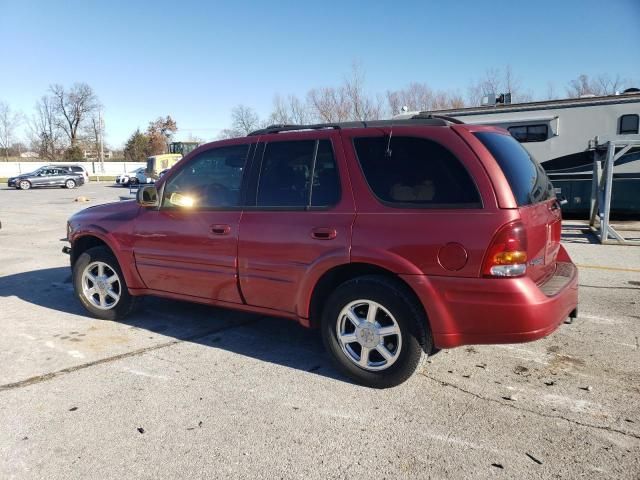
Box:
[474,131,554,206]
[353,136,481,208]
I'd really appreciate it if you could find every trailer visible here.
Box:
[395,91,640,216]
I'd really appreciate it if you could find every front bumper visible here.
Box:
[8,179,16,187]
[401,250,579,349]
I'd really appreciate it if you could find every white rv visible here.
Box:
[395,91,640,215]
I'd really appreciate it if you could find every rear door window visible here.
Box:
[353,136,481,208]
[475,131,554,206]
[257,141,315,207]
[253,139,340,208]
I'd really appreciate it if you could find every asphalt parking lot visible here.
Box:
[0,182,638,479]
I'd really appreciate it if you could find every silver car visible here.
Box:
[7,167,85,190]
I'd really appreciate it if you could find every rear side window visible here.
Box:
[353,136,481,208]
[475,132,554,206]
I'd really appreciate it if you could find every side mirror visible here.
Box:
[137,185,159,207]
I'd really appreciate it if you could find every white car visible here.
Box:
[116,168,145,186]
[135,169,155,185]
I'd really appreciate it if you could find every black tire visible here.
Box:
[73,246,137,320]
[65,179,76,189]
[320,275,432,388]
[18,180,31,190]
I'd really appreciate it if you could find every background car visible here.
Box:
[135,168,155,185]
[116,167,145,186]
[7,167,85,190]
[54,164,90,183]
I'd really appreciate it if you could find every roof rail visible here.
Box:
[410,113,465,124]
[247,123,342,136]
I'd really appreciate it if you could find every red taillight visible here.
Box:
[483,221,528,277]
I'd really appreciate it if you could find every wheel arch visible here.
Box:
[306,262,432,336]
[71,232,144,289]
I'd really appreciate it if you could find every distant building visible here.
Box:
[82,149,113,160]
[20,151,39,158]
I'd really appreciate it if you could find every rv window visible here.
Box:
[619,114,639,135]
[507,124,548,142]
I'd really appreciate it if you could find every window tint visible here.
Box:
[508,124,548,142]
[353,136,481,207]
[162,144,248,208]
[475,132,554,206]
[256,141,315,207]
[310,140,340,207]
[620,114,639,134]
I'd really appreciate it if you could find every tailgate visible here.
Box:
[519,198,562,283]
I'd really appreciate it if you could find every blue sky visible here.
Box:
[1,0,639,148]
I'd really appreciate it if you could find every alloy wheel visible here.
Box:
[336,299,403,371]
[81,261,121,310]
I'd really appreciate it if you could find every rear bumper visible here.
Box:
[401,253,578,349]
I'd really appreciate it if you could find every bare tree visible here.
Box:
[467,66,531,105]
[307,87,352,123]
[269,94,291,125]
[545,82,559,100]
[29,96,61,160]
[82,114,104,160]
[50,83,100,146]
[565,73,628,98]
[344,62,372,121]
[0,101,22,160]
[567,73,629,98]
[287,95,311,124]
[231,105,260,135]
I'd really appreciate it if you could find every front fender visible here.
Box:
[71,228,146,290]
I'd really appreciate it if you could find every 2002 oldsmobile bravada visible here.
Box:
[64,117,578,388]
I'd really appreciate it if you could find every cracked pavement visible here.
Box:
[0,184,639,479]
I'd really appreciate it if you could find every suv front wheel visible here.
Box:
[321,275,431,388]
[73,246,137,320]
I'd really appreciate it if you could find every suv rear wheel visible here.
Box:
[321,275,431,388]
[73,246,137,320]
[65,179,76,189]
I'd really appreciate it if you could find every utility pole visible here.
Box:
[99,109,105,175]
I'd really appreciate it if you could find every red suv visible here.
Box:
[65,118,578,388]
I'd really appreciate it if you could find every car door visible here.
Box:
[52,168,67,186]
[131,141,254,303]
[31,169,49,186]
[237,131,355,315]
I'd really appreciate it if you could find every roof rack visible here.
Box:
[247,117,456,136]
[410,113,465,124]
[247,123,342,136]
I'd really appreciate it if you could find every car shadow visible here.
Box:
[561,224,599,244]
[0,267,346,383]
